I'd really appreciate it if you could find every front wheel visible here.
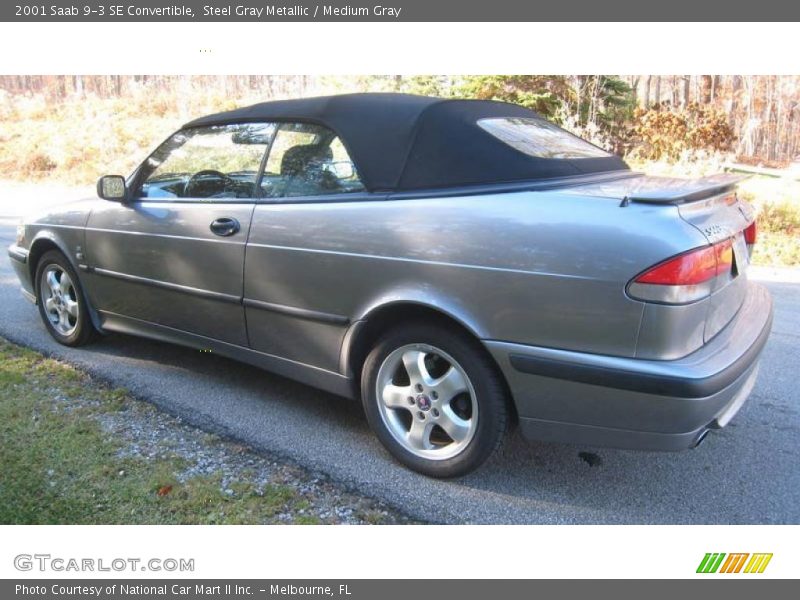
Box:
[35,250,97,347]
[361,321,509,478]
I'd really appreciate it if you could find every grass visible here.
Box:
[737,175,800,267]
[0,339,337,524]
[750,230,800,267]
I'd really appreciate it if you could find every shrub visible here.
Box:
[23,152,57,174]
[755,200,800,234]
[631,103,734,161]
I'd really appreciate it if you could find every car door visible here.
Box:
[244,123,369,370]
[83,123,276,346]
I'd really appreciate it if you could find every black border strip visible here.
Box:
[90,266,349,324]
[93,267,241,305]
[243,298,349,325]
[509,309,772,398]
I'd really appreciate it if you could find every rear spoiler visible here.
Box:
[627,174,749,205]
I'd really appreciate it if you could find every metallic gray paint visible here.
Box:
[8,172,771,452]
[635,300,708,360]
[84,200,254,346]
[245,191,710,361]
[8,245,33,300]
[7,244,28,263]
[487,282,771,444]
[93,266,242,304]
[516,363,760,451]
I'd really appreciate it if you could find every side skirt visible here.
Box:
[98,310,356,400]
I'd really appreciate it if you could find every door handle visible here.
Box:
[210,217,240,237]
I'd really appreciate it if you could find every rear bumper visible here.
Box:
[485,282,773,451]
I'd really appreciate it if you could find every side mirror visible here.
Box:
[97,175,127,202]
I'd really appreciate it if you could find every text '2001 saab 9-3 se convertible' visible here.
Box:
[8,93,773,477]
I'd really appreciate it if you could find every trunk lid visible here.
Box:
[567,173,756,344]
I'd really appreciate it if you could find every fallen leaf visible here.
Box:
[157,485,173,497]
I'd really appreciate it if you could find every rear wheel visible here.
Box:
[361,321,509,478]
[35,250,97,347]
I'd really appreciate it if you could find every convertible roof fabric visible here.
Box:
[184,93,629,192]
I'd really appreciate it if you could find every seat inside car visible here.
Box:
[279,144,340,197]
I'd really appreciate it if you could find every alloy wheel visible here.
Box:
[40,265,79,337]
[375,343,479,461]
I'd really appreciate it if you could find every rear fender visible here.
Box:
[339,285,487,378]
[353,286,486,337]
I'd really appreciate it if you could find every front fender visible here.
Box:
[28,230,77,274]
[27,229,103,332]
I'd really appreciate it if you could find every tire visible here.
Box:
[35,250,97,347]
[361,320,509,478]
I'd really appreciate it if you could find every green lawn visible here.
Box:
[0,339,393,524]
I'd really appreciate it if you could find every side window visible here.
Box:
[261,122,365,199]
[138,123,275,200]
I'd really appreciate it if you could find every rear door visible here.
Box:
[84,123,275,346]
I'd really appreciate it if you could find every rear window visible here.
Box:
[477,117,612,160]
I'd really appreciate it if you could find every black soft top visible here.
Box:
[184,93,629,192]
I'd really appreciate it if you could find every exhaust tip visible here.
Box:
[693,430,710,448]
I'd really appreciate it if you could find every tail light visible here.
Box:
[627,239,734,304]
[744,221,757,255]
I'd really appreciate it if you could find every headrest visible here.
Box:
[281,145,333,176]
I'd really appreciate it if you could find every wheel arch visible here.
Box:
[28,233,72,283]
[340,301,475,376]
[27,232,103,331]
[340,300,517,423]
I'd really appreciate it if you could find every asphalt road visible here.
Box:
[1,214,798,524]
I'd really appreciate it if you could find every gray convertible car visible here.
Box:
[8,93,773,477]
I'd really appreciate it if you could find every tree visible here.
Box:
[455,75,571,120]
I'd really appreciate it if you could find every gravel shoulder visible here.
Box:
[0,338,413,525]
